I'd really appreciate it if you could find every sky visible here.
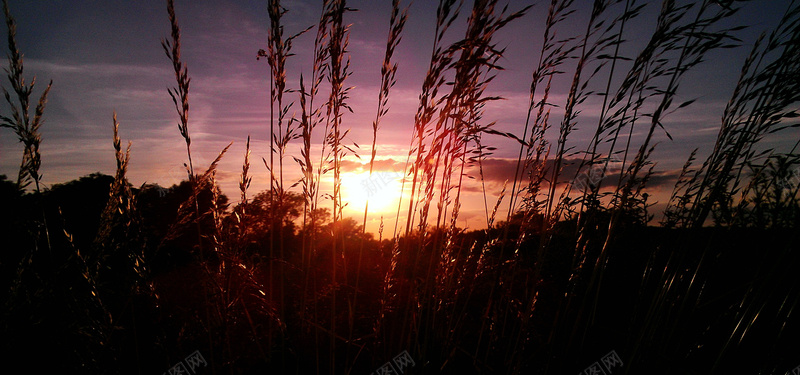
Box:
[0,0,797,234]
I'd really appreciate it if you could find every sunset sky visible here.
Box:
[1,0,796,233]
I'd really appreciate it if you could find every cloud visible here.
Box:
[339,158,406,173]
[462,157,681,191]
[25,59,166,77]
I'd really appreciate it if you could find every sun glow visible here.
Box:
[341,170,405,214]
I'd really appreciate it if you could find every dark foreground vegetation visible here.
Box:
[1,173,798,374]
[2,0,800,374]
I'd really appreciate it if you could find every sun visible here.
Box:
[341,170,404,215]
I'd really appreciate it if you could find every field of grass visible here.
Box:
[1,0,799,374]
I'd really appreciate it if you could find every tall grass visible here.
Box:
[2,0,799,374]
[665,0,800,229]
[0,0,50,194]
[351,0,408,368]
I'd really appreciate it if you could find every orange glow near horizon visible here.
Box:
[341,170,405,216]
